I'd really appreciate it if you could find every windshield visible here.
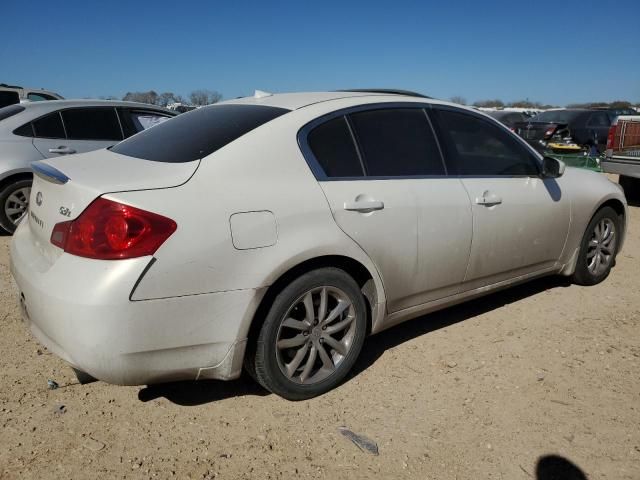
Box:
[111,104,289,163]
[529,110,583,124]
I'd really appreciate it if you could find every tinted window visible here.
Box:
[27,92,56,101]
[587,112,610,127]
[435,109,539,176]
[530,110,583,124]
[0,104,25,121]
[349,108,444,176]
[112,104,289,163]
[0,91,20,108]
[33,113,65,139]
[13,123,34,137]
[62,108,122,141]
[307,116,363,177]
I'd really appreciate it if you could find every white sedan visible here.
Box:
[10,90,627,400]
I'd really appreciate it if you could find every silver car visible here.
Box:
[0,100,175,232]
[10,91,627,400]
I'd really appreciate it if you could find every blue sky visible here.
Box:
[2,0,638,105]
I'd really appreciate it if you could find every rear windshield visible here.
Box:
[530,110,583,124]
[0,104,25,121]
[0,91,20,109]
[111,104,289,162]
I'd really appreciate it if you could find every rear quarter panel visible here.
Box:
[108,107,387,306]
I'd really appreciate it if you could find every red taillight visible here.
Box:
[544,126,556,138]
[606,125,616,149]
[50,198,177,260]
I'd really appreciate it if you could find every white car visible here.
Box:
[10,90,627,400]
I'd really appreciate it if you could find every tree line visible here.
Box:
[449,96,638,110]
[119,89,222,107]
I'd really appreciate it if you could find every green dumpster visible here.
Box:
[544,152,603,172]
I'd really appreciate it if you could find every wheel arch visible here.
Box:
[245,255,383,357]
[0,170,33,191]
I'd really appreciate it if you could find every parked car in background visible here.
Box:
[10,91,627,400]
[604,115,640,199]
[514,109,615,153]
[486,110,530,129]
[0,83,63,108]
[0,100,175,233]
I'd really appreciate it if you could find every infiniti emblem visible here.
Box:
[36,191,43,206]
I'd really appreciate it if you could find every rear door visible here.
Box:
[432,107,570,289]
[33,107,123,158]
[302,105,472,312]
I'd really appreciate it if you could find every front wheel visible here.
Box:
[252,268,367,400]
[571,206,620,286]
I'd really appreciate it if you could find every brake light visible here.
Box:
[606,125,616,149]
[50,198,177,259]
[544,126,556,138]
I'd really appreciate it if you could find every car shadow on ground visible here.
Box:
[347,275,571,381]
[140,275,570,406]
[137,374,268,406]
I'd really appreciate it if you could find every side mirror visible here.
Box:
[542,156,565,178]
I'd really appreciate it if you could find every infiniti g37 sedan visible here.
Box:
[0,100,175,233]
[10,91,627,400]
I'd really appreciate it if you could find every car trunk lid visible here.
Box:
[26,149,198,261]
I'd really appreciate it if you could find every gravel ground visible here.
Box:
[1,189,639,479]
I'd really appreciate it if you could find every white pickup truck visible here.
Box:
[604,115,640,199]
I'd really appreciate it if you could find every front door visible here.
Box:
[432,107,570,288]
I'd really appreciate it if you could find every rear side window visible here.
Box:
[307,117,363,177]
[587,112,610,127]
[434,109,539,176]
[349,108,444,176]
[33,112,65,139]
[111,104,289,162]
[61,108,122,141]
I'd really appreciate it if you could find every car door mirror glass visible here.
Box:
[542,156,565,178]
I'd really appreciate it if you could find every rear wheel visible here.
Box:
[571,206,620,286]
[0,179,32,234]
[252,268,367,400]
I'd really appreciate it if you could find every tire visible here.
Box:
[0,178,32,234]
[252,268,367,400]
[571,206,620,286]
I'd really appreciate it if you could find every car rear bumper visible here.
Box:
[9,221,263,385]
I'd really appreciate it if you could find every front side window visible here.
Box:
[307,116,364,177]
[349,108,445,176]
[32,112,65,139]
[434,109,539,176]
[61,108,122,141]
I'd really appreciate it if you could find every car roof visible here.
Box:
[222,91,439,111]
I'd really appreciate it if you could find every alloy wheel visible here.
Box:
[586,218,616,276]
[4,186,31,226]
[275,286,357,385]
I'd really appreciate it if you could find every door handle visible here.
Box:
[475,191,502,206]
[344,200,385,213]
[48,146,76,155]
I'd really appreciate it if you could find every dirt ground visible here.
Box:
[1,185,639,480]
